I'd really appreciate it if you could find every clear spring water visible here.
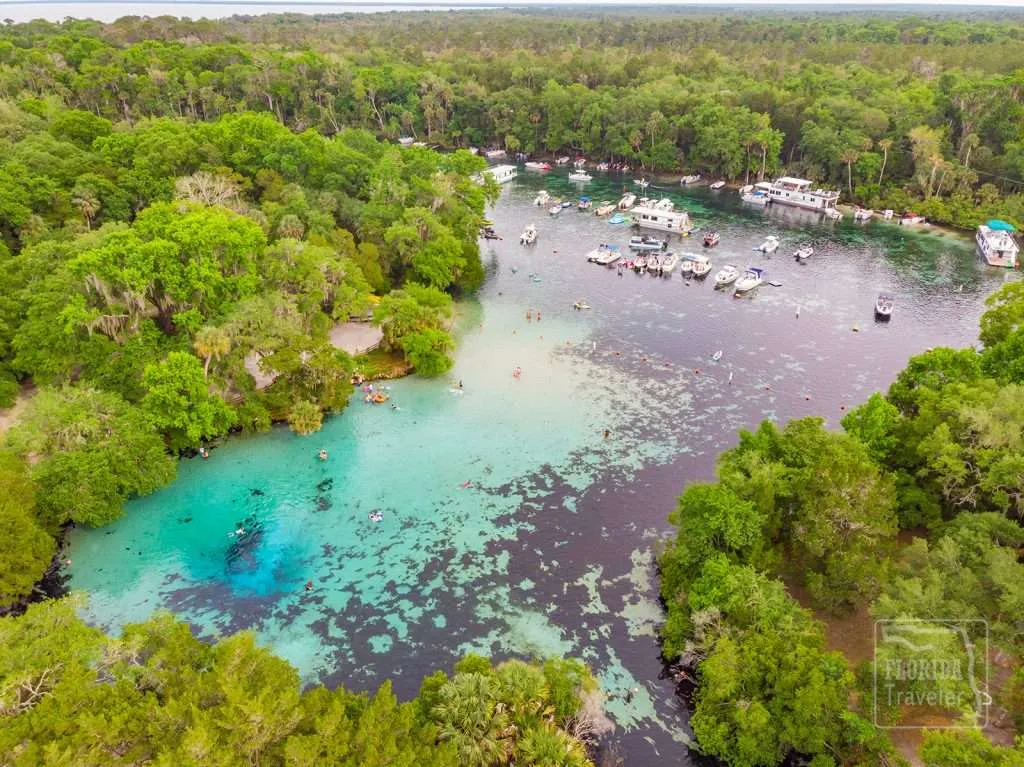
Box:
[67,171,1015,765]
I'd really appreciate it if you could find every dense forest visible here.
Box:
[1,8,1024,767]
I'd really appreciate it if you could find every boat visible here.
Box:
[882,209,894,220]
[484,149,507,160]
[660,252,679,274]
[618,193,637,210]
[711,350,723,361]
[647,254,662,272]
[556,156,571,166]
[634,178,650,189]
[525,161,552,171]
[825,208,843,221]
[520,224,538,245]
[569,170,593,182]
[549,204,563,216]
[595,202,616,216]
[561,200,572,208]
[654,198,675,211]
[714,264,740,287]
[631,203,693,234]
[573,158,586,168]
[680,174,701,185]
[586,243,621,265]
[634,255,648,271]
[608,213,626,225]
[762,176,840,212]
[679,254,694,276]
[758,235,779,254]
[875,293,894,320]
[734,267,766,294]
[899,212,926,226]
[481,164,518,184]
[741,181,773,206]
[629,235,667,251]
[367,391,390,404]
[854,208,873,222]
[710,181,726,190]
[703,230,720,248]
[691,253,712,277]
[534,190,551,206]
[976,221,1019,267]
[577,196,592,210]
[480,226,499,240]
[573,300,592,310]
[793,245,813,260]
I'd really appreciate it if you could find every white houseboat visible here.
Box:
[976,221,1019,268]
[481,164,518,184]
[764,177,840,212]
[630,203,692,235]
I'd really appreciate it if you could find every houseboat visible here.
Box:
[630,203,692,235]
[976,221,1019,268]
[481,164,518,184]
[764,177,840,212]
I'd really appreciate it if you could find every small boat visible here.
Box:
[710,181,726,190]
[793,245,813,260]
[525,161,552,171]
[608,213,626,225]
[680,174,701,185]
[825,208,843,221]
[711,350,723,361]
[629,235,667,251]
[739,185,753,194]
[741,190,771,206]
[569,170,593,182]
[714,264,740,287]
[618,193,636,210]
[520,224,538,245]
[734,267,766,294]
[533,190,550,206]
[854,208,873,222]
[561,200,573,208]
[875,293,894,320]
[703,231,720,248]
[595,202,616,216]
[573,158,586,168]
[882,209,894,220]
[586,243,621,265]
[634,178,650,189]
[577,196,592,210]
[480,226,499,240]
[679,254,694,276]
[900,212,927,226]
[977,220,1019,267]
[634,255,648,271]
[690,253,712,278]
[660,252,679,274]
[556,156,571,166]
[647,254,662,273]
[549,204,563,216]
[573,300,592,310]
[758,235,779,254]
[531,275,542,283]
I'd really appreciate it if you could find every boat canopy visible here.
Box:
[986,219,1016,232]
[579,196,591,202]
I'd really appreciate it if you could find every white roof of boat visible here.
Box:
[487,164,518,173]
[777,176,811,185]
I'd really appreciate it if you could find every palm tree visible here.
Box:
[193,325,232,378]
[433,673,514,767]
[515,725,590,767]
[840,147,859,196]
[877,138,893,186]
[494,660,551,729]
[73,190,101,230]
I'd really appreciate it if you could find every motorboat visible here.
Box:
[569,170,593,182]
[679,254,694,276]
[714,264,740,287]
[608,213,626,225]
[976,221,1019,267]
[573,158,586,168]
[634,255,648,271]
[825,208,842,221]
[520,224,538,245]
[534,190,551,206]
[900,212,926,226]
[741,181,773,206]
[549,204,563,216]
[647,254,663,273]
[703,230,720,247]
[690,253,712,278]
[561,200,573,208]
[875,293,894,320]
[629,235,667,251]
[573,300,592,310]
[793,245,813,260]
[854,208,873,222]
[577,196,592,210]
[660,252,679,274]
[882,209,894,220]
[634,178,650,189]
[734,267,766,294]
[758,235,779,254]
[556,156,571,165]
[586,243,621,265]
[595,202,616,216]
[618,193,636,210]
[710,181,726,190]
[711,350,723,361]
[680,174,701,185]
[525,161,552,171]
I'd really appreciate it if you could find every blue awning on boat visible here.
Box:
[579,196,591,202]
[986,219,1016,231]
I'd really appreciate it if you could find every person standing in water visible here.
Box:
[318,449,328,460]
[526,308,532,321]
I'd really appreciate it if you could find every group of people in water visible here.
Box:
[525,308,541,321]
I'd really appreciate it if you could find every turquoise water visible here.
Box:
[67,170,1013,763]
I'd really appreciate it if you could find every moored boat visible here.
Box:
[825,208,842,221]
[654,198,675,211]
[586,243,621,265]
[854,208,873,222]
[556,156,571,166]
[634,177,650,189]
[549,204,563,216]
[595,202,616,216]
[660,252,679,274]
[762,176,840,212]
[793,245,813,260]
[899,212,926,226]
[679,253,694,276]
[741,181,773,206]
[703,230,720,247]
[691,253,712,277]
[710,180,726,190]
[634,255,648,271]
[680,174,701,185]
[882,209,894,220]
[734,267,766,294]
[577,196,592,210]
[647,254,662,273]
[875,293,894,319]
[758,235,779,253]
[976,220,1019,268]
[714,264,740,287]
[631,203,692,234]
[608,213,626,225]
[629,235,667,251]
[618,193,636,210]
[520,224,538,245]
[568,170,593,182]
[525,161,552,171]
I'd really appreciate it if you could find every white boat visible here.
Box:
[976,221,1019,268]
[654,198,675,211]
[758,235,779,254]
[660,252,679,274]
[573,158,586,169]
[533,190,550,206]
[629,235,667,251]
[680,174,701,185]
[525,161,552,171]
[556,156,571,166]
[481,164,518,184]
[875,293,894,320]
[634,255,648,271]
[520,224,538,245]
[854,208,873,222]
[691,254,712,277]
[714,264,740,287]
[825,208,842,221]
[568,170,593,182]
[679,254,694,275]
[762,176,840,212]
[711,350,723,361]
[595,202,616,216]
[900,213,927,226]
[577,197,592,210]
[703,230,719,248]
[741,181,773,206]
[882,209,894,220]
[631,203,692,234]
[634,178,650,189]
[710,181,726,190]
[586,243,621,265]
[549,204,563,216]
[734,267,766,294]
[484,149,507,160]
[793,245,813,260]
[739,185,754,194]
[573,300,592,310]
[647,254,663,272]
[618,193,636,210]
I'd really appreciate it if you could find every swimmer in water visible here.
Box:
[319,449,328,460]
[305,580,313,592]
[603,429,610,440]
